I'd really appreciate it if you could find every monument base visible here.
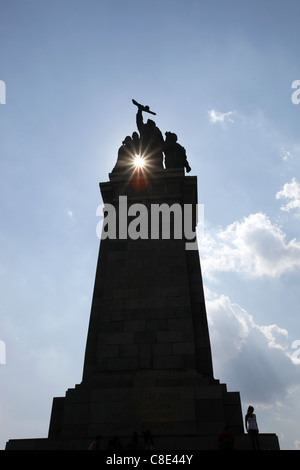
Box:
[6,435,280,450]
[5,371,280,450]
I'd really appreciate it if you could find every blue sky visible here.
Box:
[0,0,300,450]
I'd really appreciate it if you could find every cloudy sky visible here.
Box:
[0,0,300,450]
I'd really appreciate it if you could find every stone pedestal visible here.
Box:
[5,169,280,450]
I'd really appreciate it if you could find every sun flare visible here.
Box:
[134,155,144,168]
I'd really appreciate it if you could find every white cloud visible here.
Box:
[276,178,300,213]
[199,212,300,278]
[205,289,300,448]
[206,290,254,365]
[208,108,234,124]
[200,189,300,447]
[205,290,299,404]
[258,324,289,352]
[280,147,293,161]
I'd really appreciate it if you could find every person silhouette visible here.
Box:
[132,131,142,157]
[164,132,191,172]
[143,430,154,450]
[112,136,136,172]
[88,435,102,450]
[127,431,140,450]
[217,426,234,450]
[245,405,260,450]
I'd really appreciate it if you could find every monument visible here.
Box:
[6,101,279,450]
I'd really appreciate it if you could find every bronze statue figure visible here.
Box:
[111,100,192,174]
[133,99,164,169]
[164,132,191,173]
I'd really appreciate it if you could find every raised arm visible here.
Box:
[136,106,144,134]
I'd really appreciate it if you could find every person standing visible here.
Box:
[88,435,102,450]
[245,406,260,450]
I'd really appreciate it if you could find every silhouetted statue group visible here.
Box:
[112,100,191,174]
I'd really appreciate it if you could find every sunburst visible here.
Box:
[134,155,144,168]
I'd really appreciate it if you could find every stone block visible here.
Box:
[153,355,185,369]
[157,330,183,343]
[153,343,173,356]
[139,343,152,368]
[123,319,146,331]
[107,332,134,345]
[194,385,225,400]
[168,318,193,331]
[146,318,168,330]
[172,342,195,355]
[61,402,90,427]
[195,398,225,423]
[134,330,156,344]
[107,356,139,370]
[118,343,139,357]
